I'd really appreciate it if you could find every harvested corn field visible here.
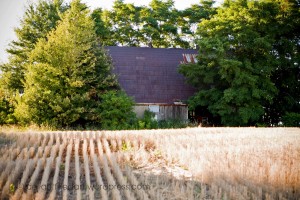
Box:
[0,128,299,200]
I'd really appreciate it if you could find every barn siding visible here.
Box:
[133,104,188,121]
[159,105,188,120]
[133,105,149,118]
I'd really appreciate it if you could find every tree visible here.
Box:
[91,0,218,49]
[99,91,136,130]
[14,0,131,128]
[0,86,15,124]
[179,0,280,126]
[140,0,185,48]
[101,0,143,46]
[91,8,115,46]
[260,0,300,125]
[0,0,68,94]
[178,0,217,48]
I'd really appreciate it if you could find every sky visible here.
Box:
[0,0,223,63]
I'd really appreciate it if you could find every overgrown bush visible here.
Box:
[158,119,188,129]
[0,90,15,125]
[137,110,188,129]
[100,91,136,130]
[137,110,158,129]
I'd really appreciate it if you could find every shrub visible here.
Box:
[158,119,188,129]
[137,110,188,129]
[137,110,158,129]
[0,94,16,125]
[100,90,136,130]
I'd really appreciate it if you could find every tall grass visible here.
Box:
[83,139,94,200]
[48,157,61,200]
[133,128,300,199]
[35,157,53,200]
[0,128,298,199]
[62,141,73,200]
[107,154,135,200]
[102,155,122,200]
[74,138,81,200]
[90,138,108,200]
[22,159,43,199]
[1,160,26,199]
[11,159,35,200]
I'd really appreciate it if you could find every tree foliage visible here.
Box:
[99,91,136,130]
[91,8,115,46]
[282,112,300,127]
[100,0,143,46]
[179,0,217,48]
[0,87,15,125]
[179,0,299,126]
[141,0,183,48]
[14,0,129,128]
[261,0,300,125]
[93,0,216,48]
[0,0,68,94]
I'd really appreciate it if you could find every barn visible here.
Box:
[106,46,197,121]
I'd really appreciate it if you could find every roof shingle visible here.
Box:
[106,46,197,104]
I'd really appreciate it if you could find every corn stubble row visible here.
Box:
[0,128,299,200]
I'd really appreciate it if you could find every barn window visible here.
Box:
[149,105,160,113]
[149,105,160,120]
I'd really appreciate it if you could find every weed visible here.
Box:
[121,141,132,152]
[10,183,15,193]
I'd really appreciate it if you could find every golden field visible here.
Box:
[0,128,299,199]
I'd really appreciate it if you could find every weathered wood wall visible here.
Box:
[134,104,188,121]
[159,105,188,120]
[133,105,149,118]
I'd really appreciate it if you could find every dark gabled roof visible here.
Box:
[106,46,197,104]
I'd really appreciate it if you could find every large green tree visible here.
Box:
[101,0,143,46]
[0,0,68,94]
[261,0,300,125]
[178,0,217,48]
[179,0,285,126]
[14,0,133,128]
[140,0,183,48]
[92,0,217,48]
[91,8,116,46]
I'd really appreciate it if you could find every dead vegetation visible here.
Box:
[0,128,299,199]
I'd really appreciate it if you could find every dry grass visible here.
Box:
[0,127,299,199]
[136,128,300,199]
